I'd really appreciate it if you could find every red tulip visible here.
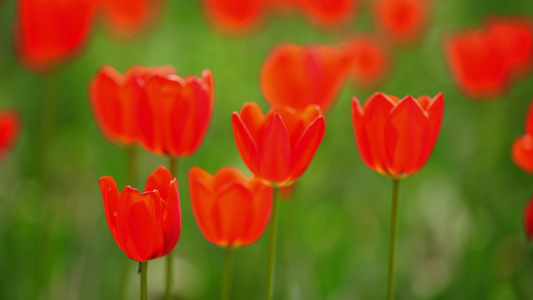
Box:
[15,0,96,73]
[201,0,268,33]
[444,30,508,99]
[232,102,325,186]
[260,43,350,113]
[352,92,444,179]
[0,109,21,161]
[89,65,175,146]
[137,70,214,157]
[303,0,355,26]
[341,36,389,88]
[100,0,162,37]
[512,100,533,173]
[374,0,428,43]
[99,166,181,262]
[487,18,533,78]
[189,166,272,247]
[525,197,533,240]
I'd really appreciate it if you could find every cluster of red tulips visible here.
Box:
[3,0,533,299]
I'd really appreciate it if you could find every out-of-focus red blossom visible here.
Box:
[16,0,97,72]
[445,18,533,99]
[0,110,21,161]
[232,103,325,186]
[512,100,533,173]
[352,93,444,179]
[99,166,181,262]
[89,65,175,146]
[487,18,533,77]
[101,0,162,37]
[342,36,389,88]
[261,43,350,113]
[137,70,214,157]
[445,30,508,99]
[202,0,268,33]
[374,0,428,43]
[189,167,272,247]
[525,197,533,240]
[302,0,355,26]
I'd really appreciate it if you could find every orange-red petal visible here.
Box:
[232,112,260,175]
[291,115,325,180]
[0,110,20,160]
[525,197,533,240]
[259,113,292,183]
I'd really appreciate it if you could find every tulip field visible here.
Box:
[1,0,533,299]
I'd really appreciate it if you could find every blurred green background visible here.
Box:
[1,0,533,299]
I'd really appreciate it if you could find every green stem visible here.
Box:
[265,187,280,300]
[165,157,179,300]
[386,179,401,300]
[222,247,234,300]
[140,261,148,300]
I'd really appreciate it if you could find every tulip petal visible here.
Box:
[144,166,173,199]
[216,182,253,246]
[363,93,395,172]
[423,93,444,164]
[89,67,123,142]
[232,112,260,175]
[99,176,123,250]
[384,96,431,176]
[239,102,266,141]
[0,110,20,160]
[162,180,181,255]
[117,187,163,261]
[259,113,292,183]
[524,198,533,240]
[189,167,220,244]
[351,97,375,171]
[291,115,325,180]
[526,101,533,135]
[244,181,272,245]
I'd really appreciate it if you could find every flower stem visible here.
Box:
[140,261,148,300]
[265,187,280,300]
[165,157,179,300]
[386,179,401,300]
[222,247,234,300]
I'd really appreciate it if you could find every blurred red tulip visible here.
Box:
[15,0,96,73]
[260,43,350,113]
[445,30,509,99]
[101,0,162,37]
[89,65,175,146]
[525,197,533,240]
[303,0,355,26]
[202,0,268,33]
[512,100,533,173]
[374,0,428,43]
[232,103,325,186]
[137,70,214,157]
[487,18,533,78]
[0,109,21,161]
[189,166,272,247]
[342,36,389,88]
[99,166,181,262]
[352,92,444,179]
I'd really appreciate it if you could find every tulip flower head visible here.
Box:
[374,0,428,44]
[0,109,21,161]
[525,197,533,240]
[101,0,162,37]
[137,70,214,157]
[15,0,96,73]
[232,103,325,186]
[260,43,351,113]
[202,0,268,33]
[189,167,272,247]
[89,65,176,146]
[342,36,389,88]
[352,93,444,179]
[303,0,355,27]
[99,166,181,262]
[512,100,533,173]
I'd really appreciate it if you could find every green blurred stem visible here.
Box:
[140,261,148,300]
[265,187,280,300]
[386,179,401,300]
[222,247,234,300]
[165,157,179,300]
